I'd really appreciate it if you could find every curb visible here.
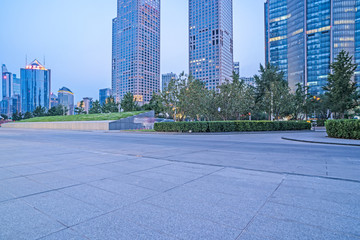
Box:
[281,137,360,147]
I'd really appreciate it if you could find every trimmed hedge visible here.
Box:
[326,120,360,139]
[154,121,311,133]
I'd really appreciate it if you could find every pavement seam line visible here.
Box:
[235,177,286,240]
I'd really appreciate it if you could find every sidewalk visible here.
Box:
[282,130,360,146]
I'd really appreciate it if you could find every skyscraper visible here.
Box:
[58,87,75,115]
[21,60,51,113]
[265,0,360,95]
[233,62,240,76]
[112,0,161,104]
[189,0,234,90]
[99,88,112,105]
[1,64,20,116]
[161,73,177,92]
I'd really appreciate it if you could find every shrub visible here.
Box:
[154,121,311,133]
[326,120,360,139]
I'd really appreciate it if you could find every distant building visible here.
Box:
[13,74,21,96]
[112,0,161,103]
[189,0,234,90]
[58,87,75,115]
[82,97,93,114]
[162,73,177,92]
[99,88,112,105]
[240,77,256,88]
[21,60,51,113]
[233,62,240,76]
[50,93,59,108]
[1,64,20,116]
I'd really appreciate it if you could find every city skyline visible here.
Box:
[0,0,265,102]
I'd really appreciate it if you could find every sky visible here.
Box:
[0,0,265,102]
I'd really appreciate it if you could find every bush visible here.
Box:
[154,121,311,133]
[326,120,360,139]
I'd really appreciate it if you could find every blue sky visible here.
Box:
[0,0,265,102]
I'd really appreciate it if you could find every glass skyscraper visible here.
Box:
[189,0,234,90]
[112,0,160,103]
[265,0,360,95]
[21,60,51,113]
[58,87,75,115]
[161,73,177,92]
[1,64,21,116]
[99,88,112,106]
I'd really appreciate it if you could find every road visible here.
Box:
[0,128,359,239]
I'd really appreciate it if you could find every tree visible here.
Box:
[23,112,33,119]
[48,105,67,116]
[254,64,291,120]
[12,111,22,121]
[121,92,138,112]
[33,106,47,117]
[323,50,358,119]
[142,93,164,115]
[89,100,102,114]
[1,114,8,120]
[291,83,308,120]
[102,96,119,113]
[75,101,86,115]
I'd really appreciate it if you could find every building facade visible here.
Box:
[58,87,75,115]
[240,77,257,88]
[112,0,161,104]
[50,93,59,108]
[233,62,240,76]
[265,0,360,96]
[82,97,93,114]
[189,0,234,90]
[99,88,112,105]
[161,73,177,92]
[1,64,20,116]
[20,60,51,113]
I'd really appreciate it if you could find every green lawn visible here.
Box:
[20,111,146,122]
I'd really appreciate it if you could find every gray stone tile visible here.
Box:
[60,184,134,212]
[0,200,64,240]
[116,202,241,240]
[0,177,51,198]
[0,167,19,180]
[23,191,104,226]
[130,170,196,185]
[244,214,359,240]
[72,211,175,240]
[89,178,158,201]
[39,228,87,240]
[110,174,179,192]
[28,172,81,189]
[5,164,46,176]
[55,166,119,183]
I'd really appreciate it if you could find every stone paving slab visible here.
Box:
[0,128,360,239]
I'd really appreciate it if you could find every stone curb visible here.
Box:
[282,137,360,147]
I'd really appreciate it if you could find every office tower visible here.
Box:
[189,0,234,90]
[82,97,93,114]
[50,93,59,108]
[20,60,51,113]
[233,62,240,76]
[161,73,177,92]
[240,77,257,88]
[112,0,161,104]
[58,87,75,115]
[99,88,112,105]
[1,64,20,116]
[265,0,360,95]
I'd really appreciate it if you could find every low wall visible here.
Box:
[2,111,155,131]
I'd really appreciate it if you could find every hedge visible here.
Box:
[326,120,360,139]
[154,121,311,133]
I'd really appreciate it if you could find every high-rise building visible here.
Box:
[240,77,257,88]
[99,88,112,105]
[161,73,177,92]
[189,0,234,90]
[50,93,59,108]
[20,60,51,113]
[112,0,161,104]
[265,0,360,95]
[1,64,20,116]
[58,87,75,115]
[82,97,93,114]
[233,62,240,76]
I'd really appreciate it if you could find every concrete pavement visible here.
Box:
[0,128,359,239]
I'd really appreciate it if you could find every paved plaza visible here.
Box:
[0,128,359,240]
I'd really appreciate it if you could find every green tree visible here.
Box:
[1,114,8,120]
[323,50,358,119]
[254,64,291,120]
[121,92,138,112]
[33,106,47,117]
[75,101,86,115]
[102,96,119,113]
[12,111,22,121]
[48,105,68,116]
[89,100,102,114]
[23,112,33,119]
[142,93,164,115]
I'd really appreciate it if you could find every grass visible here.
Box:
[20,111,146,122]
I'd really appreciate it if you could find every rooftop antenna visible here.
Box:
[43,55,46,66]
[25,55,28,66]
